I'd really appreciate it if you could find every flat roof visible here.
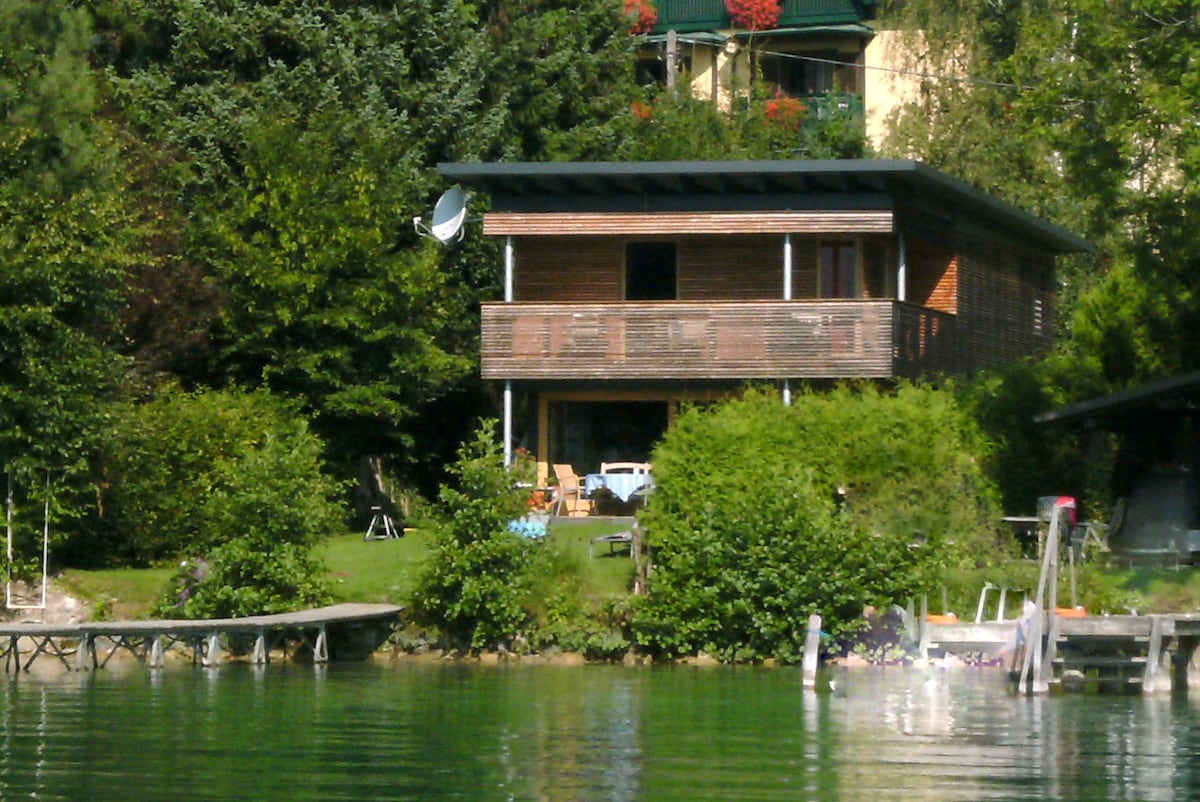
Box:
[436,159,1092,253]
[1036,370,1200,427]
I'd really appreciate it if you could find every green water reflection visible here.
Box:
[1,663,1198,801]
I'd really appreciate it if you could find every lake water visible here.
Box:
[2,661,1198,801]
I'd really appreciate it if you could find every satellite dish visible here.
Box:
[413,187,467,244]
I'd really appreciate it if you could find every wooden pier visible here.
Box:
[0,603,403,674]
[922,612,1200,696]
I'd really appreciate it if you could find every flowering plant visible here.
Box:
[725,0,781,31]
[765,94,807,129]
[624,0,657,34]
[631,99,654,121]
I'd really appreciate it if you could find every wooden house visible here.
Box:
[437,159,1091,482]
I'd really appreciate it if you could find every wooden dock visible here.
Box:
[0,603,403,674]
[922,612,1200,695]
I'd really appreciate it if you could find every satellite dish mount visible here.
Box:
[414,187,467,244]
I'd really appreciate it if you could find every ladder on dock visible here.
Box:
[1048,615,1169,693]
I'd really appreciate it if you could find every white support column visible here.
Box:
[504,236,514,303]
[504,235,514,467]
[149,634,164,669]
[252,631,268,664]
[783,233,793,301]
[897,232,907,303]
[313,627,328,663]
[783,234,792,407]
[203,632,221,667]
[504,381,513,467]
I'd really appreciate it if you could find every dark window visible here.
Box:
[626,242,677,300]
[820,241,859,298]
[758,51,837,97]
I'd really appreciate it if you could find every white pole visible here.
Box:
[5,469,11,609]
[783,233,793,300]
[503,382,513,468]
[40,470,49,609]
[803,614,821,688]
[897,232,907,303]
[504,236,514,303]
[783,234,793,406]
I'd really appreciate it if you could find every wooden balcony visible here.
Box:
[481,300,955,382]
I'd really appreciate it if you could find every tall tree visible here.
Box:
[0,2,141,523]
[879,0,1200,389]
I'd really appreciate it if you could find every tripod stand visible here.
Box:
[364,505,402,540]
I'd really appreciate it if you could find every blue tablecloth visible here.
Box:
[585,473,651,503]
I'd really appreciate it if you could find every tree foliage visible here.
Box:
[879,0,1200,389]
[0,1,151,562]
[409,421,546,651]
[99,388,345,567]
[633,386,1004,661]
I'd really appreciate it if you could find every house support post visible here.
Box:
[897,232,907,303]
[783,233,793,300]
[783,234,793,407]
[504,236,514,303]
[504,382,513,468]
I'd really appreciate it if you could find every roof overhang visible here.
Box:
[1036,371,1200,428]
[732,23,876,42]
[436,159,1093,254]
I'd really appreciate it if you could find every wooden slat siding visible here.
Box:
[679,236,784,299]
[514,237,623,302]
[483,210,895,236]
[481,300,955,381]
[905,240,958,314]
[955,243,1054,371]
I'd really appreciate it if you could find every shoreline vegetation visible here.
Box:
[34,525,1200,670]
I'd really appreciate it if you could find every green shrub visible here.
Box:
[155,536,332,619]
[632,385,1005,661]
[102,387,344,566]
[147,406,344,618]
[409,421,547,651]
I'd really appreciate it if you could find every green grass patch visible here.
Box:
[542,519,637,597]
[56,567,174,620]
[316,529,438,604]
[316,519,637,605]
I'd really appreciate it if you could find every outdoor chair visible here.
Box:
[552,463,592,517]
[599,461,652,474]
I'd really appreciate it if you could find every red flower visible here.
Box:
[631,100,654,121]
[624,0,658,34]
[725,0,781,31]
[765,94,807,129]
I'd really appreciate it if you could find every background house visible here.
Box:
[438,159,1090,483]
[636,0,918,148]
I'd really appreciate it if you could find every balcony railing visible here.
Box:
[481,300,955,382]
[652,0,875,33]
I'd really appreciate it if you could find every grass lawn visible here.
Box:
[318,518,638,605]
[56,566,175,620]
[51,517,640,621]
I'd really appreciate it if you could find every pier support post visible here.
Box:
[252,631,268,664]
[202,632,221,667]
[149,634,164,669]
[313,626,328,663]
[1143,616,1170,694]
[803,614,821,689]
